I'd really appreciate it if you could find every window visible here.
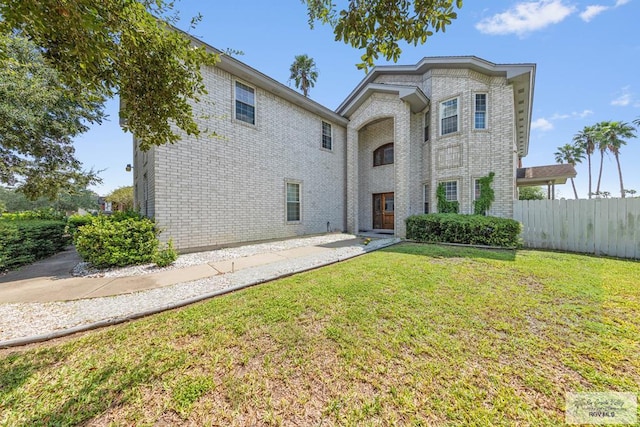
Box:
[442,181,458,201]
[373,143,394,166]
[423,184,429,213]
[440,98,458,135]
[286,182,301,222]
[474,94,487,129]
[322,121,332,150]
[424,111,430,141]
[474,179,482,200]
[143,173,149,217]
[235,81,255,125]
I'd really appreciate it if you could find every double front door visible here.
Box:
[373,192,394,230]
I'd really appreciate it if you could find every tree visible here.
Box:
[573,125,597,199]
[0,186,99,212]
[554,143,584,199]
[289,54,318,97]
[0,0,218,154]
[304,0,463,70]
[105,186,134,211]
[0,33,103,199]
[593,123,609,197]
[518,186,545,200]
[599,121,636,198]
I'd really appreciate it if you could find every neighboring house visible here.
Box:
[132,39,536,252]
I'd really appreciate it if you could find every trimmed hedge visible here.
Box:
[0,220,70,270]
[74,215,159,268]
[406,214,522,248]
[66,214,94,236]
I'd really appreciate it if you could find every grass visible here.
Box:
[1,243,639,426]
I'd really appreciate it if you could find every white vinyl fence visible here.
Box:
[513,199,640,259]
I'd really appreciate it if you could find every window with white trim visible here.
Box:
[286,182,301,222]
[235,81,255,125]
[474,179,482,200]
[442,181,458,201]
[322,121,332,150]
[474,94,487,129]
[423,184,430,213]
[440,98,458,135]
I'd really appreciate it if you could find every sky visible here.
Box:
[75,0,640,199]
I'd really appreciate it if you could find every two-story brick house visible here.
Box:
[132,41,535,252]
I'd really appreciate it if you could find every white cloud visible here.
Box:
[580,5,609,22]
[611,87,633,106]
[611,94,631,106]
[550,110,594,120]
[615,0,631,6]
[531,118,554,131]
[475,1,576,36]
[575,109,594,118]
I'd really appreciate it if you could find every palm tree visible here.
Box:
[554,143,584,199]
[592,122,609,197]
[573,125,596,198]
[289,54,318,97]
[599,121,636,198]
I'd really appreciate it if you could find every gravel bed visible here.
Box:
[0,236,398,344]
[72,233,358,278]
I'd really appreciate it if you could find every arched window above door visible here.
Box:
[373,143,394,166]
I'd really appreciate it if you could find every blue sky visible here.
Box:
[76,0,640,199]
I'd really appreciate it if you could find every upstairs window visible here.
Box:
[474,94,487,129]
[440,98,458,135]
[373,143,394,166]
[322,121,332,150]
[235,81,255,125]
[424,111,430,142]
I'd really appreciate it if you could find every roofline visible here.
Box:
[175,27,349,127]
[339,84,430,117]
[336,56,536,156]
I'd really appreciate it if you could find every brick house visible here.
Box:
[132,42,535,252]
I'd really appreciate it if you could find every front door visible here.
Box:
[373,192,394,230]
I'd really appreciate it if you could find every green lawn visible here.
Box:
[1,244,639,426]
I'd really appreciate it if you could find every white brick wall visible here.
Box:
[134,59,525,249]
[135,66,347,251]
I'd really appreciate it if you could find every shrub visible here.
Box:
[66,214,94,236]
[0,220,70,270]
[406,213,522,248]
[109,210,145,222]
[74,216,159,268]
[1,208,66,221]
[154,239,178,267]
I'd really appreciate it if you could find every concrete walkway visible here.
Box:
[0,234,399,347]
[0,243,350,303]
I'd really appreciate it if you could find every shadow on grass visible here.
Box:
[1,340,178,426]
[381,242,517,262]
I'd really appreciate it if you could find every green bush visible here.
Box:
[74,216,159,268]
[0,220,70,270]
[154,240,178,267]
[436,184,459,213]
[1,208,66,221]
[406,213,522,248]
[66,214,94,236]
[109,210,145,222]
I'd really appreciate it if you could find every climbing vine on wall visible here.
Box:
[436,183,459,213]
[473,172,495,215]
